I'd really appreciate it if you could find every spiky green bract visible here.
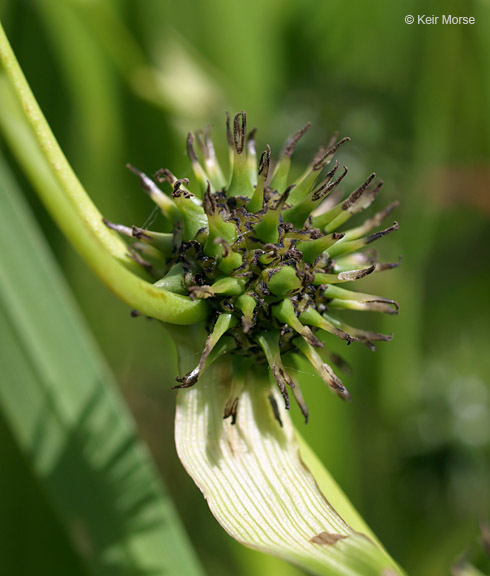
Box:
[108,112,399,421]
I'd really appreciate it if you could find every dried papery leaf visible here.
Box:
[175,361,405,576]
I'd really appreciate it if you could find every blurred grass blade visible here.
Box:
[0,154,205,576]
[51,1,225,124]
[452,561,486,576]
[175,358,406,576]
[36,0,123,194]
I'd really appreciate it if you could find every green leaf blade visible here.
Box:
[0,155,206,576]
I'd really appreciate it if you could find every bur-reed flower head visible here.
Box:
[106,111,399,423]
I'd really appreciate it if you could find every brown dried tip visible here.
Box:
[372,200,400,223]
[102,217,115,229]
[363,298,399,314]
[302,327,324,349]
[276,184,295,207]
[171,178,191,198]
[127,164,156,195]
[323,160,341,181]
[223,396,239,425]
[342,173,376,210]
[233,111,247,154]
[258,145,271,177]
[268,395,283,427]
[202,182,216,216]
[313,137,351,170]
[337,265,375,281]
[375,257,402,272]
[226,111,233,147]
[154,168,177,184]
[213,237,231,258]
[364,331,393,343]
[312,164,349,202]
[271,365,292,410]
[366,181,384,202]
[173,367,200,389]
[311,161,340,201]
[291,384,309,424]
[316,361,352,401]
[126,163,140,176]
[127,247,152,271]
[333,327,358,345]
[283,122,312,158]
[331,378,352,402]
[131,226,152,241]
[327,165,349,191]
[365,221,399,244]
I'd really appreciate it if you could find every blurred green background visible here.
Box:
[1,0,489,575]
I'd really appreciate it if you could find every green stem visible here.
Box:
[0,22,208,325]
[0,22,131,269]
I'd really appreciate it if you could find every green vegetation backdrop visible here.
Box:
[1,1,489,575]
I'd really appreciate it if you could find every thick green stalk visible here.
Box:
[0,23,207,325]
[0,23,131,269]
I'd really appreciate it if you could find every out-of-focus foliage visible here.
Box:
[0,0,489,575]
[0,154,205,576]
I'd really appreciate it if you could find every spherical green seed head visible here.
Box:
[108,111,399,422]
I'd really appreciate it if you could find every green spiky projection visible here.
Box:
[105,111,399,423]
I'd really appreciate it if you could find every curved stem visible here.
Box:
[0,22,132,269]
[0,22,208,325]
